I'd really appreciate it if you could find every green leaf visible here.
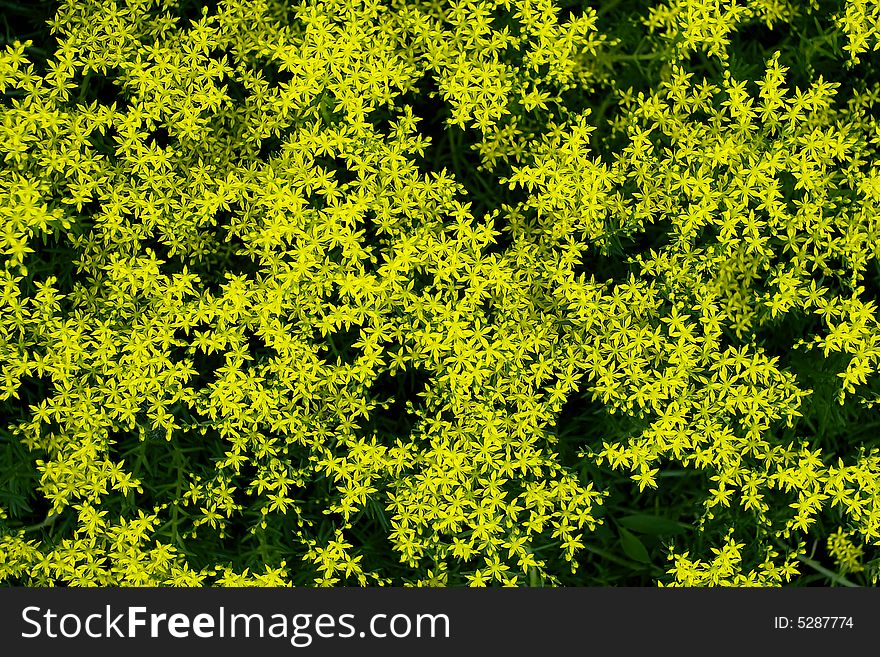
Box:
[618,513,689,535]
[619,527,651,564]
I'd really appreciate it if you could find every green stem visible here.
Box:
[21,511,59,533]
[795,554,859,588]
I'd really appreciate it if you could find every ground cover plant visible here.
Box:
[1,0,880,587]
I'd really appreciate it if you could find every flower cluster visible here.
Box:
[1,0,879,587]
